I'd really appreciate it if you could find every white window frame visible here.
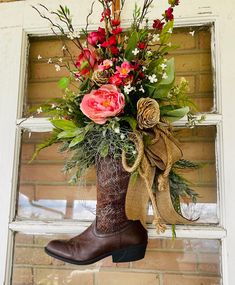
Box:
[0,1,235,284]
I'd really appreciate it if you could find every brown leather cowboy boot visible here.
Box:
[45,156,148,265]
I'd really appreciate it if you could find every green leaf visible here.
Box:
[51,119,77,131]
[160,20,174,44]
[69,133,85,148]
[125,31,139,61]
[121,116,137,130]
[165,106,190,117]
[99,143,109,158]
[58,77,69,89]
[57,128,82,139]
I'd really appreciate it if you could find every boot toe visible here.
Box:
[45,239,73,260]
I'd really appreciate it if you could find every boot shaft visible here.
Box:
[96,156,130,233]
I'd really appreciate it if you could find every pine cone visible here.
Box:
[137,97,160,129]
[92,70,111,86]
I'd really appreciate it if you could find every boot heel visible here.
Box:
[112,243,147,263]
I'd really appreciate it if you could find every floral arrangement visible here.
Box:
[32,0,202,232]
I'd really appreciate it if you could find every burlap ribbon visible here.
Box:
[123,125,195,233]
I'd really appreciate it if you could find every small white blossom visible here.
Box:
[124,84,135,95]
[160,63,167,70]
[132,150,137,155]
[67,30,81,40]
[146,50,152,56]
[114,127,120,134]
[151,34,160,43]
[120,133,125,140]
[37,107,43,114]
[167,42,172,47]
[51,104,56,109]
[124,35,129,42]
[97,43,101,49]
[58,58,63,63]
[37,55,42,60]
[139,85,145,93]
[148,74,158,83]
[142,66,147,71]
[168,28,173,34]
[47,58,52,64]
[189,31,195,37]
[55,64,61,72]
[62,45,67,51]
[162,72,168,79]
[132,48,140,56]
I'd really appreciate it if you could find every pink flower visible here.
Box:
[80,84,125,124]
[165,7,174,21]
[87,28,105,46]
[75,49,97,75]
[98,59,113,71]
[137,42,146,49]
[116,61,132,78]
[111,19,121,26]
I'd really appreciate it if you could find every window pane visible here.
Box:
[12,233,222,285]
[17,125,218,224]
[24,25,214,116]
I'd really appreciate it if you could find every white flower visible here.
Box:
[146,50,152,57]
[151,34,160,43]
[124,35,129,42]
[148,74,158,83]
[139,86,145,93]
[132,48,140,56]
[37,107,43,114]
[37,55,42,60]
[51,104,56,109]
[162,72,168,79]
[142,66,147,71]
[47,58,52,64]
[62,45,67,51]
[168,28,173,34]
[58,58,63,63]
[120,133,125,140]
[67,30,80,40]
[160,63,167,70]
[124,84,135,94]
[132,150,137,155]
[55,64,61,72]
[189,31,195,37]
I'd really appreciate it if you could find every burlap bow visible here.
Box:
[122,125,195,233]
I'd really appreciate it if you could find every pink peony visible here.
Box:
[98,59,113,71]
[80,84,125,124]
[75,49,97,75]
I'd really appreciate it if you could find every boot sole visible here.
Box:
[45,243,147,265]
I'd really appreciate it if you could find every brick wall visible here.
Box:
[12,233,221,285]
[13,26,219,284]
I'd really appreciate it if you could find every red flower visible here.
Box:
[87,27,106,46]
[137,42,146,49]
[110,45,119,55]
[101,35,117,48]
[138,71,145,79]
[75,49,97,75]
[152,19,164,30]
[111,19,121,26]
[109,74,123,86]
[112,27,123,35]
[165,7,174,21]
[100,8,111,22]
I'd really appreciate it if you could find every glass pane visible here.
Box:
[24,25,214,116]
[12,233,222,285]
[17,125,218,224]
